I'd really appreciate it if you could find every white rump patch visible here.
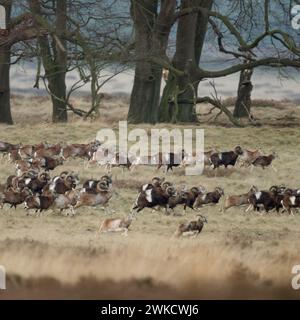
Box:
[88,181,93,188]
[25,178,31,185]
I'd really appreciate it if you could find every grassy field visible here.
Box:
[0,95,300,299]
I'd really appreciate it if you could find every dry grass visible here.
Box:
[1,95,300,299]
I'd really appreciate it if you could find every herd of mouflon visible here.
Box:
[0,139,297,238]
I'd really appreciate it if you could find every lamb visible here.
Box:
[175,215,207,237]
[98,214,134,236]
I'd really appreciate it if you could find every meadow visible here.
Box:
[0,95,300,299]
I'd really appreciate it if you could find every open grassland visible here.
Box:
[1,95,300,299]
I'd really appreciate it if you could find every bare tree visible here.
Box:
[0,0,130,123]
[154,0,300,125]
[0,1,12,124]
[0,0,39,124]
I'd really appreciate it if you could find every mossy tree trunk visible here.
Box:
[159,0,213,123]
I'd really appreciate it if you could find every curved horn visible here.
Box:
[197,214,208,223]
[101,175,112,183]
[26,170,37,178]
[191,186,199,194]
[60,171,69,179]
[38,172,45,179]
[234,146,243,155]
[269,185,278,192]
[166,186,176,196]
[20,172,30,179]
[97,181,109,192]
[162,181,172,190]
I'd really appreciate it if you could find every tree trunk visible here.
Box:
[127,0,175,124]
[127,0,159,124]
[233,68,253,118]
[51,0,67,122]
[48,72,67,122]
[0,44,12,124]
[128,67,162,123]
[30,0,68,123]
[0,1,12,124]
[159,0,213,123]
